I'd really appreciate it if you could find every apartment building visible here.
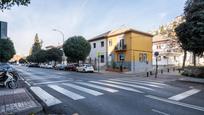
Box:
[88,28,153,72]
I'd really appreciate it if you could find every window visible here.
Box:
[101,55,104,63]
[101,41,104,47]
[119,39,125,48]
[93,43,96,48]
[139,53,147,62]
[109,40,112,46]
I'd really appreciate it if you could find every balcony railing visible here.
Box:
[115,44,127,51]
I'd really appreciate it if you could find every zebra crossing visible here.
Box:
[30,78,167,107]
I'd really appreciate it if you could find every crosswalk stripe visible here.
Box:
[110,79,162,88]
[33,80,72,85]
[48,85,85,100]
[30,87,61,106]
[63,83,103,96]
[76,82,118,93]
[101,80,154,91]
[113,78,167,86]
[168,89,201,101]
[89,81,143,93]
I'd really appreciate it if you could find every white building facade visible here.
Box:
[88,31,109,69]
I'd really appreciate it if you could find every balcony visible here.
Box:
[114,44,127,51]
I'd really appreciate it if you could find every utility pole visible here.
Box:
[53,29,66,64]
[154,52,159,78]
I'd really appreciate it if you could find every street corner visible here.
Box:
[0,88,42,115]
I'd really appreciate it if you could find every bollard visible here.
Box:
[147,72,149,77]
[167,68,169,72]
[161,69,163,74]
[150,71,153,75]
[178,69,181,73]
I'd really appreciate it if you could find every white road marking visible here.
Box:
[89,81,143,93]
[168,89,201,101]
[152,109,170,115]
[146,95,204,112]
[63,83,103,96]
[30,87,61,106]
[101,80,154,91]
[48,85,85,100]
[25,81,31,87]
[33,80,72,85]
[76,82,118,93]
[110,79,162,88]
[114,78,167,86]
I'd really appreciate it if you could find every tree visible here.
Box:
[0,39,16,62]
[46,48,63,64]
[34,49,47,63]
[0,0,30,11]
[19,58,27,63]
[185,0,204,66]
[175,22,191,68]
[63,36,91,62]
[31,33,42,55]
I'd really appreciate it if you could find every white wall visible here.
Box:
[88,39,107,67]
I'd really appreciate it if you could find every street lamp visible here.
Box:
[52,29,66,64]
[52,29,65,44]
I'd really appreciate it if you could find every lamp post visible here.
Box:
[53,29,65,43]
[53,29,66,64]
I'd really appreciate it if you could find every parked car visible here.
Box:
[28,63,40,67]
[44,64,53,69]
[40,64,53,69]
[55,64,67,70]
[65,64,79,71]
[76,64,94,73]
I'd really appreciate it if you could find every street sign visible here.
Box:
[154,51,159,57]
[119,53,125,60]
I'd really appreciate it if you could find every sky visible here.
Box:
[0,0,186,56]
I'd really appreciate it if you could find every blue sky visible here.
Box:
[0,0,186,56]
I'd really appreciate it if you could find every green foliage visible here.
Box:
[185,0,204,56]
[175,22,191,51]
[0,39,16,62]
[0,0,30,11]
[34,50,47,63]
[26,48,63,63]
[63,36,91,62]
[175,0,204,64]
[19,58,27,63]
[46,48,63,62]
[31,34,42,55]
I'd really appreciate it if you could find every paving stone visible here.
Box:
[0,88,42,114]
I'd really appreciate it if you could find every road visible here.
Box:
[15,66,204,115]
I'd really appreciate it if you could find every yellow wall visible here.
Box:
[107,31,152,63]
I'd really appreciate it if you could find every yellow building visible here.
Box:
[88,27,153,72]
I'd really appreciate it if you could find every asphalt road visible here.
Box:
[15,66,204,115]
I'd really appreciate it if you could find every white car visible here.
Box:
[76,64,94,73]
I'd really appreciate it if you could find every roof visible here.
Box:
[88,27,153,42]
[88,31,110,42]
[153,34,171,43]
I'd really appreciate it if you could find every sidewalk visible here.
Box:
[0,88,42,114]
[97,69,204,84]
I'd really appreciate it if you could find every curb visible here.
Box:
[17,88,43,115]
[177,78,204,85]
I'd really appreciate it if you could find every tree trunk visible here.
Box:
[193,52,196,66]
[182,50,187,69]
